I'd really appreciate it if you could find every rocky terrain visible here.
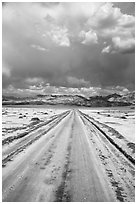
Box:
[2,92,135,107]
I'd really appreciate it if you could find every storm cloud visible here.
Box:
[2,2,135,96]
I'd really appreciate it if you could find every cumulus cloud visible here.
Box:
[2,84,130,98]
[25,77,44,85]
[87,2,135,54]
[112,37,135,53]
[47,26,70,47]
[101,45,111,53]
[79,30,98,45]
[102,36,135,54]
[87,3,121,29]
[2,2,135,96]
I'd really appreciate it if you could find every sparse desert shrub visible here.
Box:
[31,117,40,121]
[127,142,135,153]
[121,116,127,119]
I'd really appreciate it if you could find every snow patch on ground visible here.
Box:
[80,107,135,143]
[2,107,66,140]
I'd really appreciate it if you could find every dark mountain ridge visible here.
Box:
[2,92,135,107]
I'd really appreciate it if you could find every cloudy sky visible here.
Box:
[2,2,135,97]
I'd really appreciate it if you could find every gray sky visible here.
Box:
[2,2,135,97]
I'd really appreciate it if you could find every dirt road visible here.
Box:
[2,109,135,202]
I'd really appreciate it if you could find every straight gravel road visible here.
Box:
[2,109,135,202]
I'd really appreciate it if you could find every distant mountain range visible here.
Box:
[2,92,135,107]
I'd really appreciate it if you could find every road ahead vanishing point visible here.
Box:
[2,110,135,202]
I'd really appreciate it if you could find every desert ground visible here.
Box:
[2,106,135,202]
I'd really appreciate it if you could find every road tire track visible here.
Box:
[2,111,70,167]
[2,109,135,202]
[2,111,74,202]
[78,110,135,202]
[79,110,135,165]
